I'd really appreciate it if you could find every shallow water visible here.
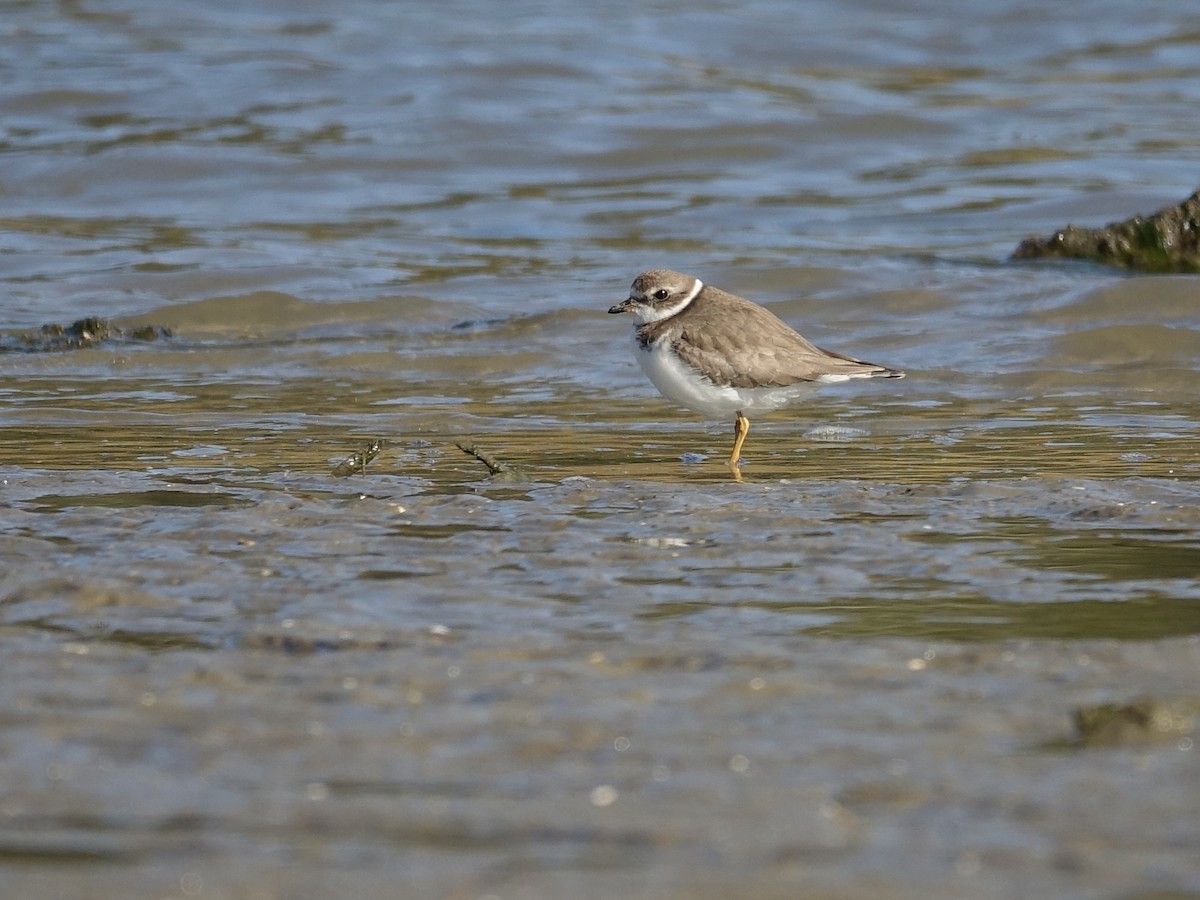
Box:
[2,1,1199,898]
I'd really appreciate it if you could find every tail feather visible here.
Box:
[816,345,905,381]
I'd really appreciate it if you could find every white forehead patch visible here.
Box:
[630,278,703,324]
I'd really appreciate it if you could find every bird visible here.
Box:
[608,269,904,481]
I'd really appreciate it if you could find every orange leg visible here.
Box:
[728,411,750,481]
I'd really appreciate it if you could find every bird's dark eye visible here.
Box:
[653,289,670,300]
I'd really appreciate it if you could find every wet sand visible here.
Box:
[2,0,1199,897]
[2,425,1198,897]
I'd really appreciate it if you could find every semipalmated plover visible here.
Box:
[608,269,904,480]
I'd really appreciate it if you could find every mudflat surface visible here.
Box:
[2,1,1198,898]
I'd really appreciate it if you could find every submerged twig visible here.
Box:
[332,439,386,476]
[455,441,510,477]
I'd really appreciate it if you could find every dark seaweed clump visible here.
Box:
[1013,189,1200,273]
[2,317,172,352]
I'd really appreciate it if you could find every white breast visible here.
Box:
[635,336,816,420]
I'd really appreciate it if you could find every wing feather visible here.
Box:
[667,287,899,388]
